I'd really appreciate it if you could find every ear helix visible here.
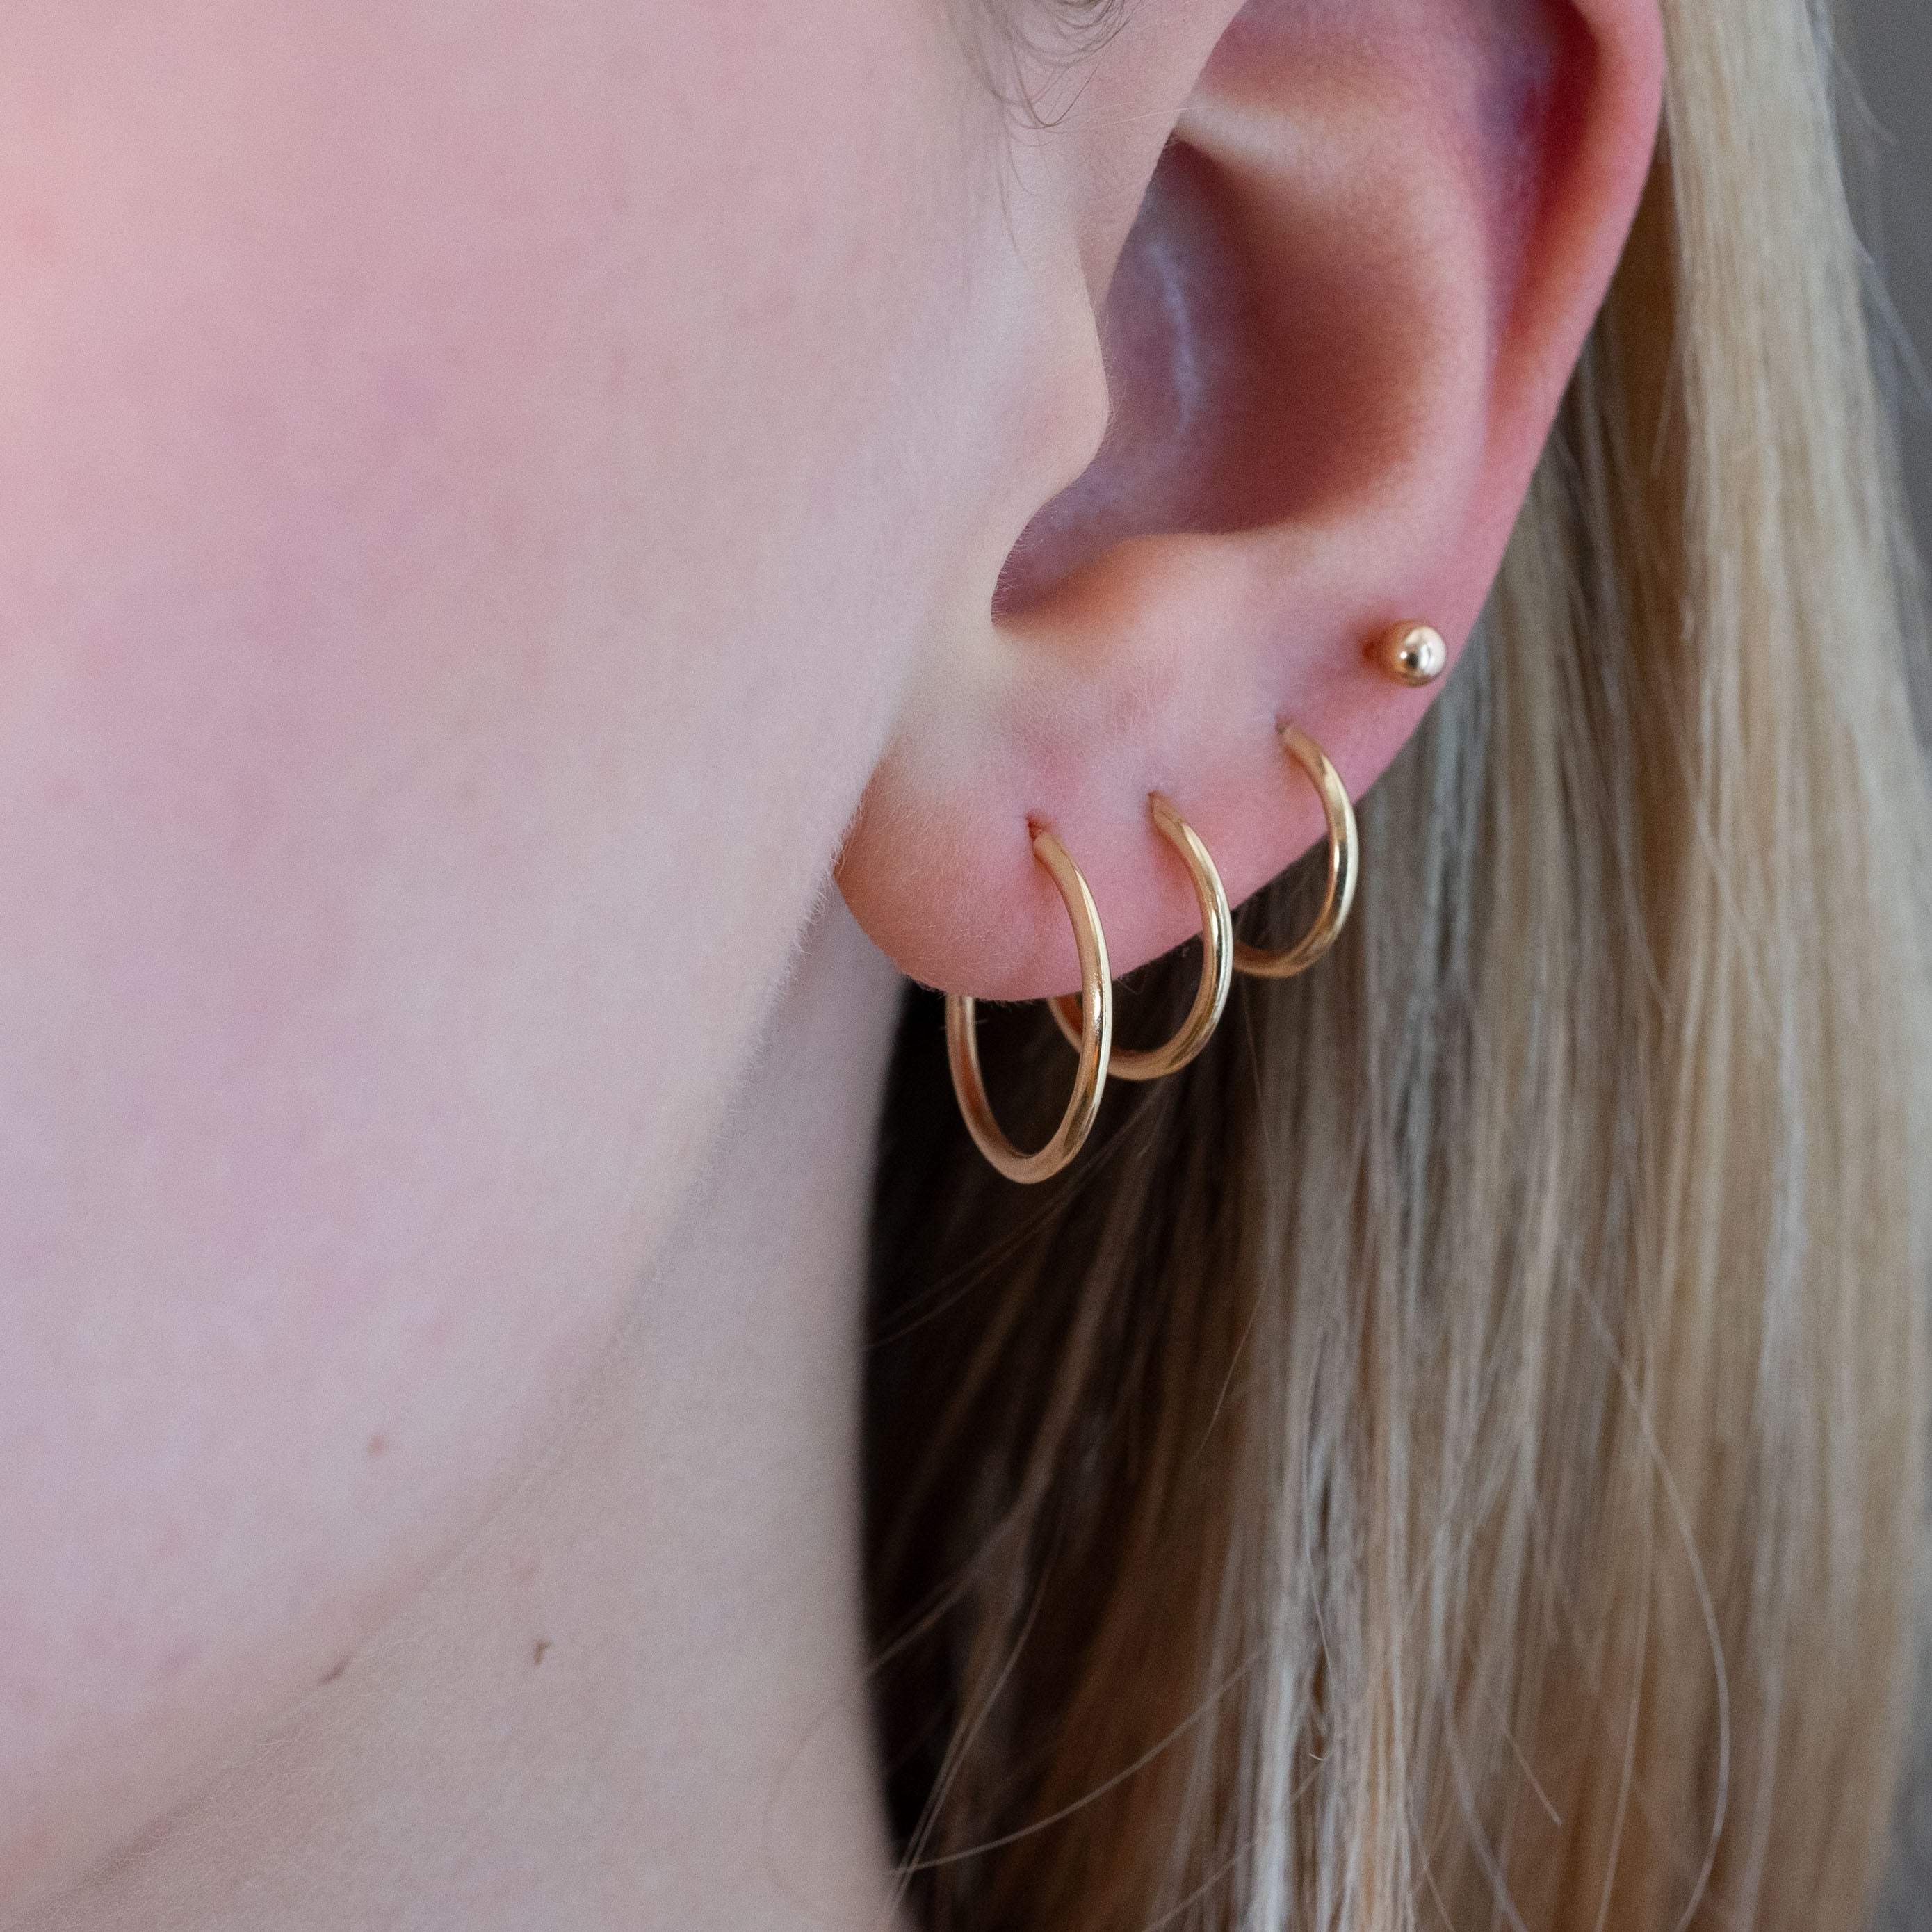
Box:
[1048,794,1233,1082]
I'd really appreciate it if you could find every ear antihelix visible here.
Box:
[1048,794,1233,1082]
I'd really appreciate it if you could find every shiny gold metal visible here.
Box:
[1370,621,1447,687]
[1047,794,1232,1082]
[1233,724,1358,980]
[947,829,1112,1184]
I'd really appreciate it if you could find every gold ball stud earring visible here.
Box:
[1369,621,1447,688]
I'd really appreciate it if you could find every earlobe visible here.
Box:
[838,0,1663,1002]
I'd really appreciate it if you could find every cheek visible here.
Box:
[0,1,932,1351]
[0,0,989,1888]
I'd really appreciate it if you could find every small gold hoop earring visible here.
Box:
[1046,794,1232,1082]
[947,828,1112,1185]
[1233,724,1358,980]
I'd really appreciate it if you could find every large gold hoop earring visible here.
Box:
[1047,794,1232,1082]
[1233,724,1358,979]
[947,829,1112,1184]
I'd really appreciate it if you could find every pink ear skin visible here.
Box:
[837,0,1662,1001]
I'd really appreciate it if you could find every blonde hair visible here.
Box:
[863,2,1932,1927]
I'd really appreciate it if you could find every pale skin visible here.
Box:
[0,2,1661,1926]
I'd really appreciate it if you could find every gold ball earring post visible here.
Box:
[1369,621,1447,688]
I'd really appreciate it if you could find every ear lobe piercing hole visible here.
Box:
[1048,793,1233,1082]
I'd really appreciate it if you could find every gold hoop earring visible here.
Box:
[1233,724,1358,979]
[1046,794,1232,1082]
[948,828,1112,1184]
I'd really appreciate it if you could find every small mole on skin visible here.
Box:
[319,1657,350,1687]
[366,1434,388,1456]
[532,1639,553,1668]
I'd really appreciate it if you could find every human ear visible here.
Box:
[837,0,1663,999]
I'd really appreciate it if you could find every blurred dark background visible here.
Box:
[1849,2,1931,1923]
[1849,0,1931,576]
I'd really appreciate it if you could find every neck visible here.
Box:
[48,898,911,1932]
